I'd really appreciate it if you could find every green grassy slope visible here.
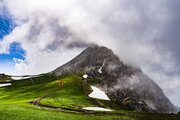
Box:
[0,74,179,120]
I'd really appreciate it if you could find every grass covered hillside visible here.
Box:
[0,73,179,120]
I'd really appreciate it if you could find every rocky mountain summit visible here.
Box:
[53,45,177,113]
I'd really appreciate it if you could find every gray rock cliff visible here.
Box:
[53,45,177,113]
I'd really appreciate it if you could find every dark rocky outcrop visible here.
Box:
[53,45,177,113]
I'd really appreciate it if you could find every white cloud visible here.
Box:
[0,0,180,107]
[0,1,3,15]
[0,61,16,75]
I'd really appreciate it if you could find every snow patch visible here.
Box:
[89,86,110,101]
[83,107,112,111]
[11,77,25,80]
[0,83,12,87]
[98,68,102,74]
[11,76,38,80]
[83,74,88,79]
[98,60,105,74]
[138,101,143,104]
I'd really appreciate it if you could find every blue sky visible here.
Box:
[0,11,26,66]
[0,42,26,61]
[0,7,14,39]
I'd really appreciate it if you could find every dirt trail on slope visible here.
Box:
[31,96,124,116]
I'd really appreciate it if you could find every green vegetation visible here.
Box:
[0,74,179,120]
[0,74,11,82]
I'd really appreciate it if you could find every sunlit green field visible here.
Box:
[0,74,179,120]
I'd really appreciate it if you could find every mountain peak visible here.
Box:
[54,45,139,75]
[53,46,177,113]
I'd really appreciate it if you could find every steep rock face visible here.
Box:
[53,46,177,113]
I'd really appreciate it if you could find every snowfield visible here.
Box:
[0,83,12,87]
[89,86,110,101]
[11,77,29,80]
[83,107,112,111]
[11,75,39,80]
[98,60,105,74]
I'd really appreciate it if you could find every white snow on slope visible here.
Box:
[98,68,102,74]
[98,60,106,74]
[83,74,88,79]
[83,107,112,111]
[89,86,110,101]
[11,76,39,80]
[0,83,12,87]
[11,77,26,80]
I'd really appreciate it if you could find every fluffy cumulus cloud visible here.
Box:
[0,0,180,107]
